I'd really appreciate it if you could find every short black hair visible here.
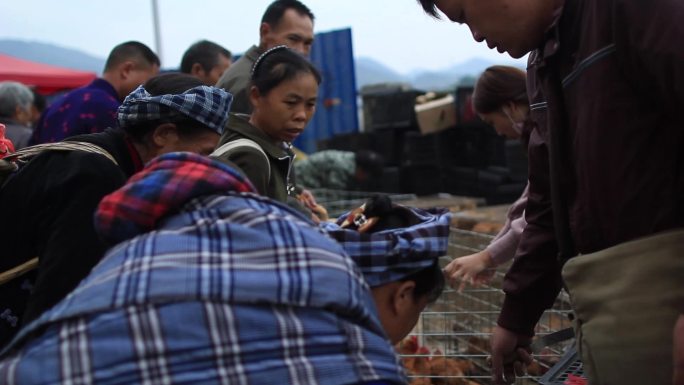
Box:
[261,0,315,28]
[104,41,160,72]
[403,262,445,304]
[355,150,384,178]
[250,46,321,96]
[31,89,46,112]
[416,0,441,18]
[180,40,232,74]
[123,73,211,142]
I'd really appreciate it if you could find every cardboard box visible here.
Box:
[414,94,457,135]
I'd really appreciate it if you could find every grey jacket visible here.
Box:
[215,45,262,115]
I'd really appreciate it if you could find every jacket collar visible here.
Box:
[530,0,570,64]
[227,113,291,160]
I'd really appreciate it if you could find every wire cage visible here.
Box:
[398,227,579,385]
[309,188,418,219]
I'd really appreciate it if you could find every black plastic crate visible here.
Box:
[322,132,373,152]
[505,139,528,182]
[400,164,443,196]
[377,166,400,193]
[362,90,422,131]
[370,127,414,167]
[539,346,586,385]
[401,131,439,166]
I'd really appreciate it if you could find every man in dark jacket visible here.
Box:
[417,0,684,384]
[0,73,232,347]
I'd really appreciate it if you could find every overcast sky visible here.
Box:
[0,0,524,74]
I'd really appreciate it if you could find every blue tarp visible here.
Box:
[293,28,359,153]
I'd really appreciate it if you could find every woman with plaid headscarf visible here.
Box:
[0,152,414,385]
[0,73,232,347]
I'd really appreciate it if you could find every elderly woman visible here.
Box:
[0,152,450,385]
[0,81,35,150]
[0,73,232,347]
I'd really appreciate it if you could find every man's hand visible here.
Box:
[490,325,533,384]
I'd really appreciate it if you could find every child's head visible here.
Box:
[248,46,321,143]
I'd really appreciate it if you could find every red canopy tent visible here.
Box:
[0,53,97,95]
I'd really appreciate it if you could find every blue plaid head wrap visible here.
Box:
[322,205,452,287]
[117,84,232,135]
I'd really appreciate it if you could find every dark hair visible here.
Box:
[104,41,160,72]
[416,0,440,18]
[402,262,445,304]
[123,73,212,142]
[180,40,232,74]
[262,0,315,28]
[355,150,383,177]
[31,89,46,112]
[472,65,528,114]
[353,150,384,190]
[250,46,321,96]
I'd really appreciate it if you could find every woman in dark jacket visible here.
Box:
[0,73,232,347]
[213,46,321,206]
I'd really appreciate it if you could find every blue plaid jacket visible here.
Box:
[0,154,406,385]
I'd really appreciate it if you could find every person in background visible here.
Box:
[28,89,45,129]
[443,66,530,291]
[416,1,684,384]
[0,81,34,150]
[0,152,414,385]
[216,0,315,114]
[0,73,231,347]
[30,41,160,144]
[294,149,384,191]
[180,40,232,86]
[213,46,322,217]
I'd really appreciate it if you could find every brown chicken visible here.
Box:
[429,349,471,385]
[397,337,432,383]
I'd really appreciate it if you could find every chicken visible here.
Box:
[429,349,468,385]
[412,346,432,376]
[397,337,431,383]
[409,377,433,385]
[396,335,419,355]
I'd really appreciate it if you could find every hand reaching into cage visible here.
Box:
[489,325,533,385]
[443,250,496,291]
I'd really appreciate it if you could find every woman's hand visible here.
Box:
[443,250,495,291]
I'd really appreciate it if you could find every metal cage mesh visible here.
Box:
[399,227,576,385]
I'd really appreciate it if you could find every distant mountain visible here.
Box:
[0,39,510,92]
[0,39,105,73]
[354,57,407,89]
[356,56,506,91]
